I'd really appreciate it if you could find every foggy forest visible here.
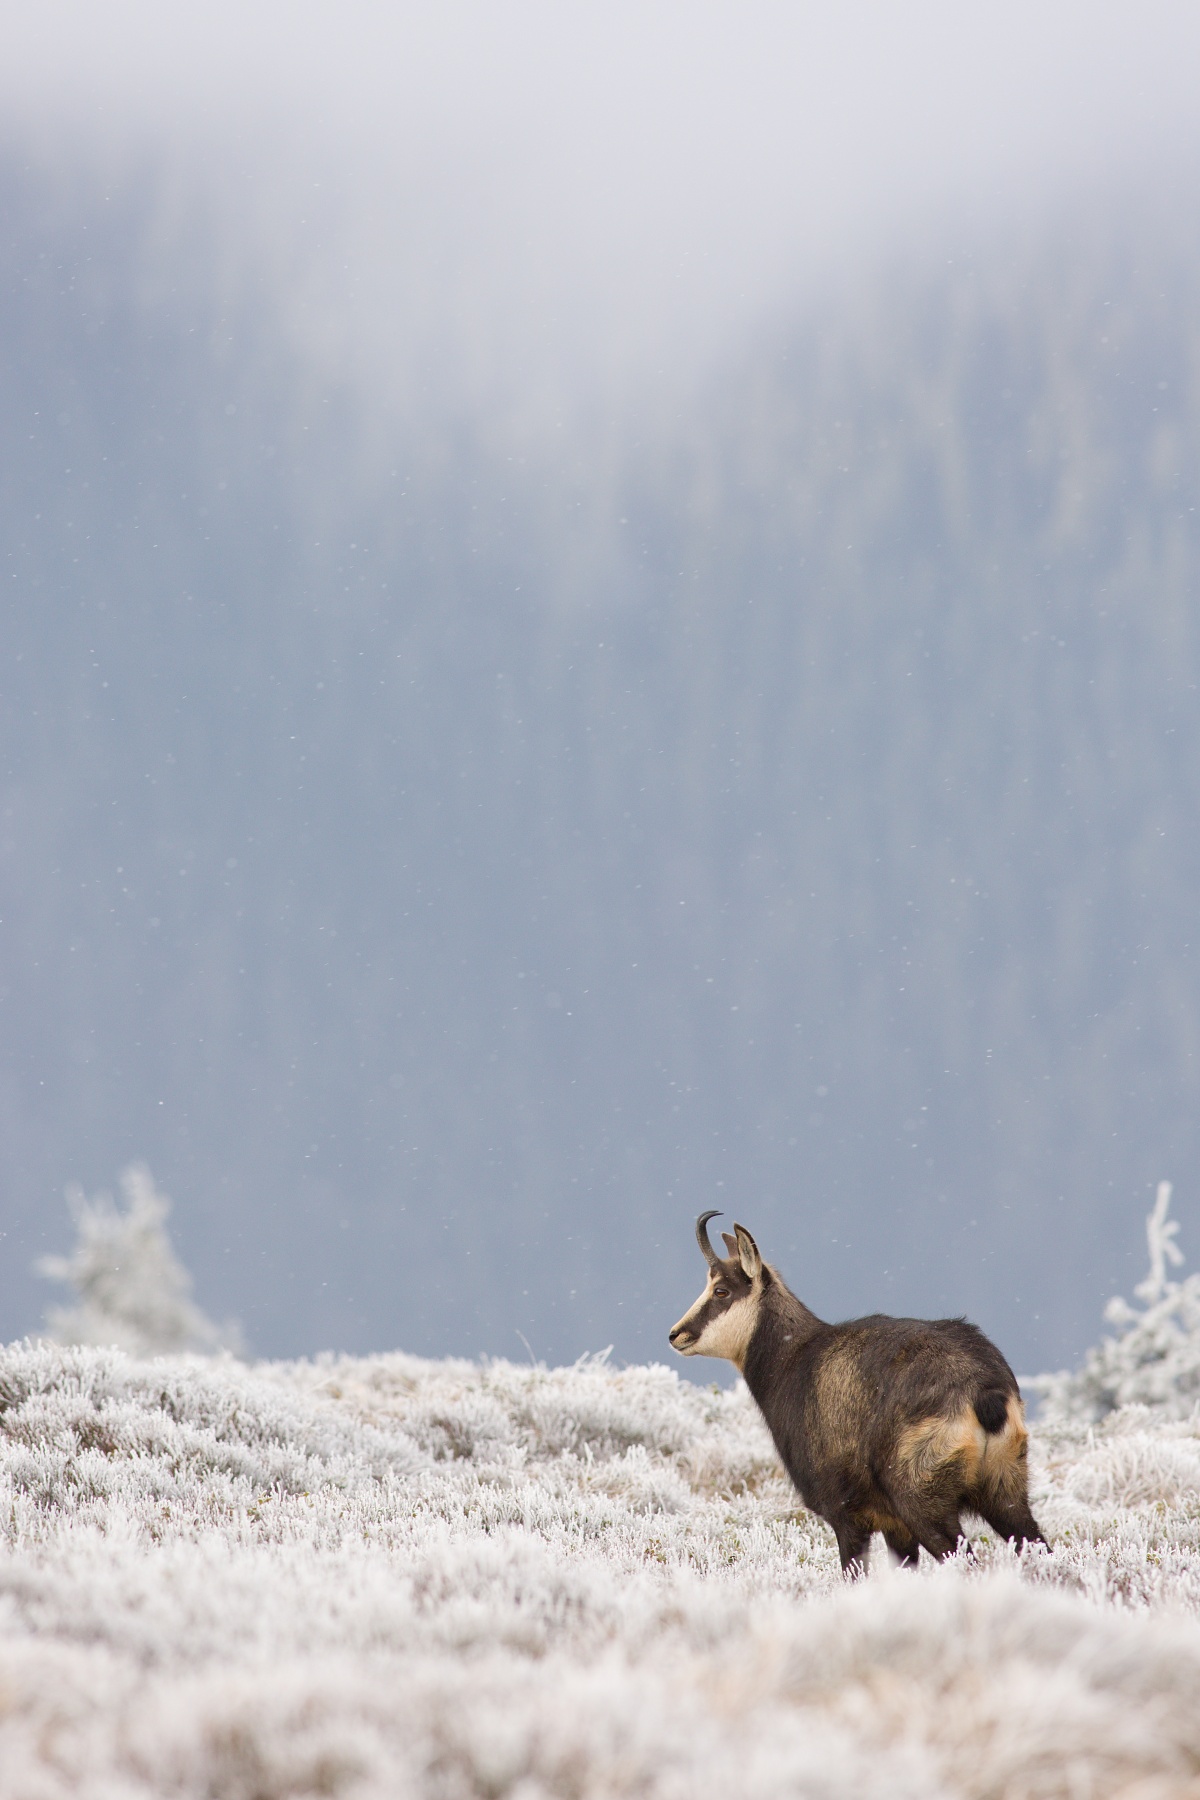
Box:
[4,157,1200,1369]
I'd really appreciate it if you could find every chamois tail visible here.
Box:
[973,1389,1011,1435]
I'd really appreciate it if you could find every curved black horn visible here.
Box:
[695,1210,723,1266]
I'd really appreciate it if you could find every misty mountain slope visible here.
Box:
[4,154,1200,1366]
[1,1340,1200,1797]
[595,214,1200,1341]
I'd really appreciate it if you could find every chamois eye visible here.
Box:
[713,1285,730,1299]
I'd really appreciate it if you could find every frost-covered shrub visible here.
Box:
[37,1164,241,1356]
[1030,1182,1200,1423]
[17,1181,1200,1792]
[4,1340,1200,1796]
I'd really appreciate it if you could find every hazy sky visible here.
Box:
[8,2,1200,414]
[7,3,1200,1367]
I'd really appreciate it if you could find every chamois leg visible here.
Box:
[973,1449,1047,1551]
[882,1526,921,1568]
[973,1496,1047,1552]
[885,1462,965,1563]
[915,1523,964,1562]
[901,1502,964,1562]
[832,1514,873,1577]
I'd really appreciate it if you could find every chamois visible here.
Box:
[669,1212,1045,1573]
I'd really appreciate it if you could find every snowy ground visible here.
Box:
[2,1341,1200,1798]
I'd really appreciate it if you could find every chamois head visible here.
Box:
[668,1211,766,1370]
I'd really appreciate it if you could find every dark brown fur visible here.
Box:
[669,1219,1046,1573]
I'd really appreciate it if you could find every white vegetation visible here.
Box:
[1030,1181,1200,1422]
[37,1163,240,1356]
[4,1179,1200,1796]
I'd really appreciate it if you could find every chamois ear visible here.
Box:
[733,1223,762,1281]
[721,1232,739,1257]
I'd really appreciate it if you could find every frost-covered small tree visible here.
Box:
[38,1163,241,1356]
[1031,1181,1200,1422]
